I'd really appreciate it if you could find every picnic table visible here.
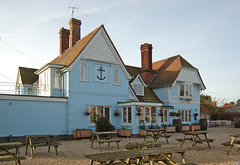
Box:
[176,131,215,150]
[25,135,60,158]
[85,146,187,165]
[0,142,26,165]
[91,131,120,151]
[222,134,240,155]
[144,128,171,144]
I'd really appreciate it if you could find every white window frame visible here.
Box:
[122,107,131,124]
[139,106,157,125]
[113,67,120,85]
[90,106,111,124]
[179,83,193,99]
[179,109,192,122]
[161,109,168,123]
[133,83,144,96]
[80,61,88,82]
[54,71,61,89]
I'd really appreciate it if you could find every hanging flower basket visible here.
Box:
[136,112,142,116]
[114,109,119,116]
[136,106,142,116]
[85,109,90,116]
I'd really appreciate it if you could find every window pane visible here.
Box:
[105,107,110,122]
[123,107,127,123]
[90,106,96,123]
[145,107,150,124]
[128,107,131,123]
[163,109,168,122]
[151,107,156,124]
[180,84,184,96]
[139,106,144,124]
[97,106,103,120]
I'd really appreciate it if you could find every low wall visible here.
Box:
[0,94,68,138]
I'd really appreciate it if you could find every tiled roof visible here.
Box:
[125,65,162,103]
[19,67,38,84]
[149,55,199,88]
[50,25,103,67]
[126,55,199,89]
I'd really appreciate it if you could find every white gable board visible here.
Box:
[67,26,131,80]
[82,30,119,64]
[176,67,205,89]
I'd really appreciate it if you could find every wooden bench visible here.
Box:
[152,134,172,144]
[25,135,60,158]
[0,156,26,163]
[175,138,193,142]
[0,142,26,165]
[194,139,215,143]
[91,132,120,151]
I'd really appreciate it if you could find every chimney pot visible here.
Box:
[69,18,81,47]
[59,27,70,55]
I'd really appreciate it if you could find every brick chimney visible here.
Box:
[59,27,70,55]
[140,43,155,85]
[69,18,81,47]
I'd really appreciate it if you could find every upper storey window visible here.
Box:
[179,83,193,99]
[113,67,120,85]
[80,62,88,81]
[133,83,144,96]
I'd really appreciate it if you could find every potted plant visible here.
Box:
[181,124,190,132]
[194,113,198,120]
[73,129,92,139]
[85,109,90,116]
[118,126,131,138]
[136,106,142,116]
[159,108,164,116]
[162,123,176,133]
[190,122,201,131]
[114,109,119,116]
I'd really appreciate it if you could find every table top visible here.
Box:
[25,135,56,138]
[0,142,24,147]
[93,131,118,135]
[182,131,208,135]
[85,147,186,162]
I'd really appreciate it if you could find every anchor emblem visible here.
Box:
[97,66,106,80]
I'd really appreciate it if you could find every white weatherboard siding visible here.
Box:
[176,67,202,85]
[82,30,119,64]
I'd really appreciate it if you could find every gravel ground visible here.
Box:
[1,127,240,165]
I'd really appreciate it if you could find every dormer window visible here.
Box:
[133,83,144,96]
[179,83,193,99]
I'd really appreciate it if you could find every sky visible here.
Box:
[0,0,239,103]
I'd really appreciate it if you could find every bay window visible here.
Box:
[139,106,156,125]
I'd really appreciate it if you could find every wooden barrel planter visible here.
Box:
[173,119,182,132]
[200,119,208,130]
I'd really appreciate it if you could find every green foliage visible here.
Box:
[125,141,161,150]
[96,117,115,132]
[139,124,146,129]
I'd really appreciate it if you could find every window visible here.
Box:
[113,67,120,85]
[179,110,192,122]
[139,106,156,124]
[90,106,111,124]
[123,107,131,124]
[80,62,88,81]
[160,109,168,123]
[28,88,33,95]
[179,83,193,99]
[54,71,61,88]
[133,83,144,96]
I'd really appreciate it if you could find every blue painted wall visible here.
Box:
[67,59,130,133]
[0,97,68,137]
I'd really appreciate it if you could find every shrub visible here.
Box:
[96,117,115,132]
